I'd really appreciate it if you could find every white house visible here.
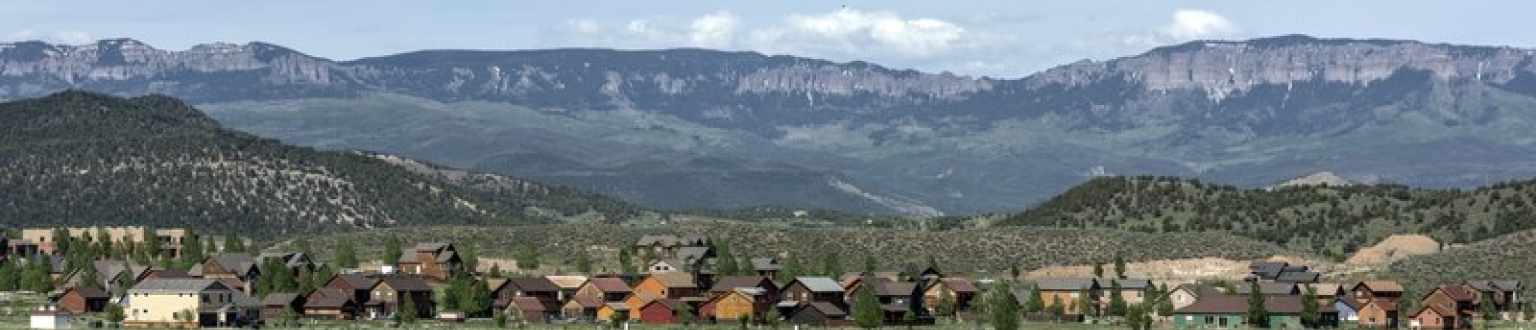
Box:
[30,305,71,329]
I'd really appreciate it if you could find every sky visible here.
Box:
[1,0,1532,78]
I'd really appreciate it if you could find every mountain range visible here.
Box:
[0,91,643,237]
[3,35,1536,215]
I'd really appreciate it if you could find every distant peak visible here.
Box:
[1267,172,1353,190]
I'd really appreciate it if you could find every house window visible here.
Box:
[1070,292,1079,298]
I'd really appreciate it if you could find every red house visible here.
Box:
[639,299,687,324]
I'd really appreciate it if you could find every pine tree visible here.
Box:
[467,277,494,317]
[990,281,1020,330]
[1156,285,1175,318]
[575,252,593,274]
[854,284,883,329]
[1010,265,1021,280]
[400,293,419,323]
[1075,288,1095,320]
[716,244,739,276]
[1246,281,1268,327]
[676,301,695,326]
[778,257,802,283]
[1048,295,1065,321]
[1093,263,1105,279]
[821,254,843,277]
[1108,281,1127,317]
[1125,303,1143,330]
[765,306,782,329]
[1023,284,1044,313]
[461,244,479,274]
[618,248,635,274]
[863,255,878,273]
[516,245,540,271]
[383,235,402,267]
[443,277,465,310]
[1300,285,1319,327]
[334,243,359,269]
[222,233,244,253]
[1113,252,1126,279]
[105,304,125,324]
[1481,293,1499,327]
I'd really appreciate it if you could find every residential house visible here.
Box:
[1335,296,1362,325]
[1352,281,1406,303]
[701,288,770,322]
[562,296,602,321]
[634,235,710,260]
[125,278,258,328]
[1357,298,1400,328]
[397,243,462,282]
[638,299,687,324]
[1410,284,1477,329]
[260,293,305,322]
[788,302,851,327]
[7,238,40,258]
[781,277,845,306]
[57,286,110,314]
[364,276,434,320]
[1097,278,1151,306]
[1233,282,1301,296]
[190,253,259,294]
[922,278,978,314]
[575,276,633,303]
[1172,295,1314,328]
[493,277,562,311]
[1465,280,1522,318]
[633,272,701,301]
[303,287,359,320]
[322,274,378,307]
[1035,278,1100,319]
[256,252,315,281]
[709,276,779,300]
[1309,283,1348,305]
[597,303,629,322]
[1168,284,1222,311]
[507,296,550,323]
[1276,270,1322,283]
[62,260,151,295]
[545,275,587,302]
[1249,261,1288,280]
[750,258,782,278]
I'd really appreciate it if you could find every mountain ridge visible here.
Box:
[4,35,1536,215]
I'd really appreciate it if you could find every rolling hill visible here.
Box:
[0,91,644,237]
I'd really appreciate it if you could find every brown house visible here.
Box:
[633,272,700,300]
[709,276,779,299]
[781,277,845,305]
[58,286,110,314]
[507,297,549,323]
[1465,280,1523,317]
[397,243,462,282]
[576,276,633,303]
[701,288,771,322]
[789,302,851,327]
[1412,284,1477,329]
[1352,281,1405,303]
[260,293,305,322]
[303,287,360,320]
[562,296,602,321]
[1035,278,1100,319]
[1357,298,1399,328]
[323,274,378,305]
[750,258,782,278]
[923,278,979,314]
[365,276,435,320]
[493,277,562,311]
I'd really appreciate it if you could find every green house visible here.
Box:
[1173,294,1314,328]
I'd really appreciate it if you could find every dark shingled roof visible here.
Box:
[508,277,562,292]
[1176,295,1308,315]
[378,276,432,292]
[1035,278,1096,292]
[262,293,301,306]
[710,276,774,293]
[941,278,978,293]
[588,277,633,293]
[334,274,377,291]
[805,302,846,317]
[66,286,110,299]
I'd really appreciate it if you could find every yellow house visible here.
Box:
[125,278,256,328]
[597,303,630,322]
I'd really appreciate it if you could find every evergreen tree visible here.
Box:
[443,277,466,310]
[821,254,843,277]
[990,281,1020,330]
[490,264,504,278]
[1156,285,1175,318]
[203,238,217,258]
[1125,303,1143,330]
[716,243,739,276]
[222,233,244,253]
[495,312,508,328]
[1108,281,1127,317]
[1246,281,1268,328]
[575,251,593,274]
[1113,252,1126,279]
[78,263,102,289]
[853,284,883,329]
[1010,265,1020,280]
[515,245,540,271]
[466,277,493,317]
[1093,263,1105,279]
[383,235,402,267]
[400,293,419,323]
[1023,284,1044,313]
[1048,295,1065,321]
[1300,285,1319,327]
[610,307,627,328]
[903,309,916,330]
[1482,293,1499,327]
[765,306,782,329]
[778,257,802,283]
[676,301,695,326]
[334,243,359,269]
[617,248,635,274]
[105,303,125,324]
[51,227,71,255]
[926,255,940,272]
[1075,288,1095,320]
[0,262,16,291]
[461,244,479,274]
[179,232,205,271]
[863,255,878,273]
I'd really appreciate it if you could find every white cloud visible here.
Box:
[769,8,967,57]
[689,11,738,48]
[566,19,603,36]
[3,29,94,44]
[1162,9,1239,41]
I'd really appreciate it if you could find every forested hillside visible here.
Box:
[997,176,1536,256]
[0,91,643,237]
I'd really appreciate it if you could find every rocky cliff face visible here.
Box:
[4,36,1536,215]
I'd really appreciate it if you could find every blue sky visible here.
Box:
[1,0,1531,78]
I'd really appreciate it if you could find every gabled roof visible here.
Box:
[879,282,918,297]
[940,278,979,293]
[604,302,630,311]
[750,258,781,271]
[131,278,229,293]
[546,276,587,289]
[1467,280,1523,292]
[1275,271,1321,283]
[1176,295,1308,315]
[642,298,683,310]
[1035,278,1097,292]
[64,286,110,299]
[305,288,353,308]
[1233,282,1299,296]
[790,277,844,293]
[1308,283,1345,296]
[507,277,562,292]
[800,302,846,317]
[1429,284,1475,302]
[511,297,547,312]
[569,296,603,308]
[710,276,774,293]
[587,277,633,293]
[376,276,432,292]
[202,253,258,276]
[1360,298,1400,312]
[414,242,449,252]
[647,272,697,289]
[1354,281,1404,293]
[332,274,377,291]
